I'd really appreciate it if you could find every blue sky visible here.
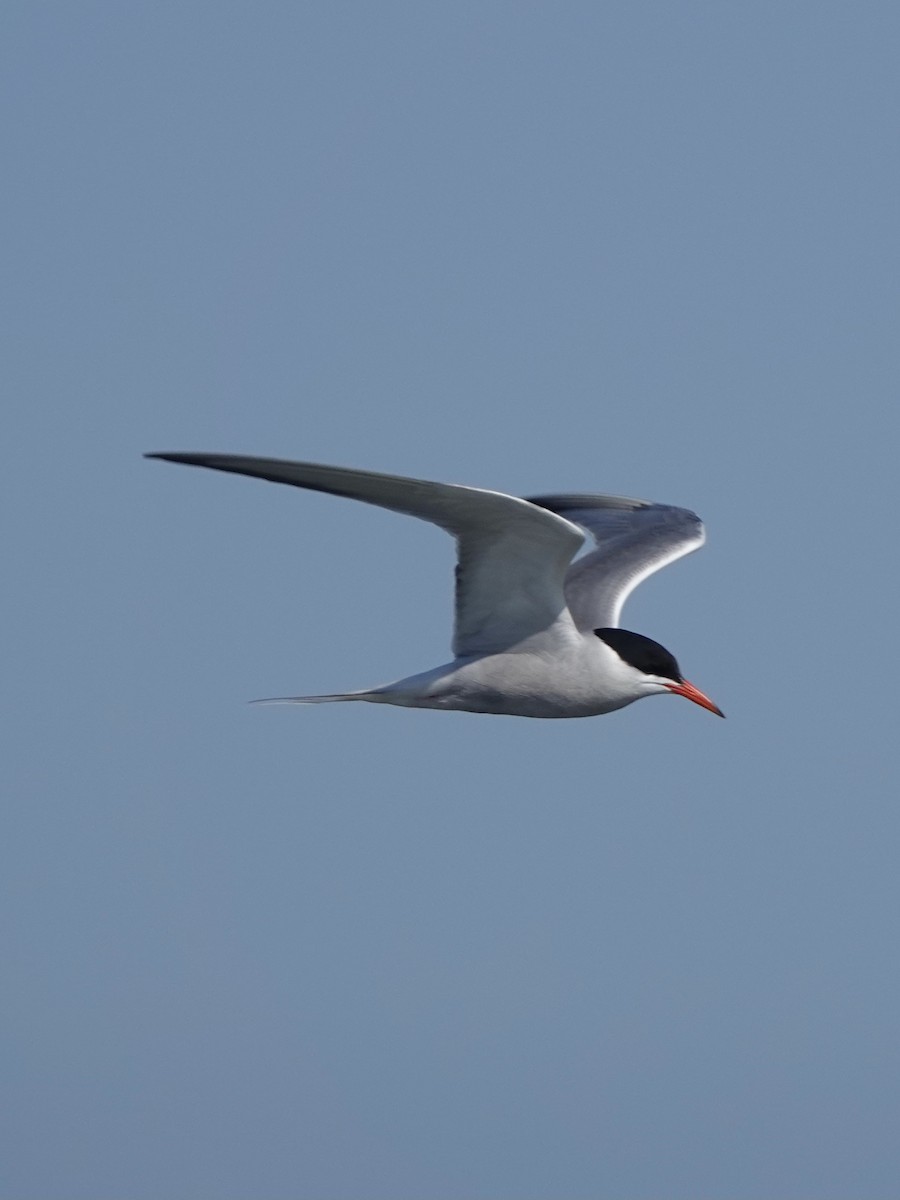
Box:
[4,3,900,1197]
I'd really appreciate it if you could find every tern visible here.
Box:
[147,453,723,720]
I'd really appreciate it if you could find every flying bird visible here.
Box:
[146,453,723,720]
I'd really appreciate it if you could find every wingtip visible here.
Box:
[144,451,217,467]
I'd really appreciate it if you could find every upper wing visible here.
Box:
[526,492,705,630]
[147,453,585,657]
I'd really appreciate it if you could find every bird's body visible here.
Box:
[304,632,654,718]
[147,453,723,720]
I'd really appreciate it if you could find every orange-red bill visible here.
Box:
[666,679,725,718]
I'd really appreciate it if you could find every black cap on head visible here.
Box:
[595,628,682,682]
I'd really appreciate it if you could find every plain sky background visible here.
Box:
[4,3,900,1198]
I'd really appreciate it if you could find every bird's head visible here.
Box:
[595,628,724,717]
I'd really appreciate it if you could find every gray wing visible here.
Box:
[526,492,705,630]
[147,453,585,657]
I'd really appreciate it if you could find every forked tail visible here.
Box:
[249,690,383,707]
